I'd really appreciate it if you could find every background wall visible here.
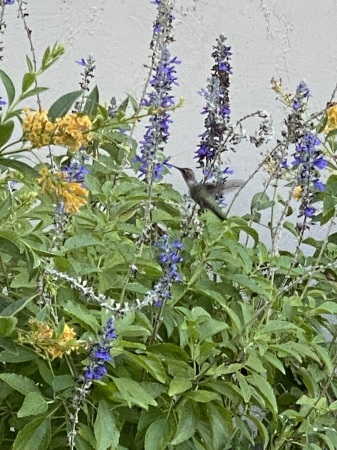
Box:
[2,0,336,218]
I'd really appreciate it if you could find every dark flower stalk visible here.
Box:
[195,34,232,176]
[74,55,96,112]
[135,0,180,182]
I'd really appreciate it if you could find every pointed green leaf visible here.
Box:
[20,87,49,101]
[17,392,48,417]
[144,418,172,450]
[22,72,36,93]
[0,373,40,395]
[187,390,219,403]
[0,120,14,147]
[0,316,17,336]
[249,373,278,416]
[94,400,120,450]
[171,401,197,445]
[48,90,83,120]
[63,234,105,251]
[13,418,51,450]
[113,377,157,409]
[169,377,192,396]
[0,69,15,107]
[0,157,39,178]
[83,85,99,115]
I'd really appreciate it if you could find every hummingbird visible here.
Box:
[171,165,244,220]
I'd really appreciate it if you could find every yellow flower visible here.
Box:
[58,181,88,213]
[325,104,337,133]
[23,108,55,148]
[18,320,82,359]
[293,186,303,200]
[23,108,92,150]
[37,167,88,214]
[54,114,93,151]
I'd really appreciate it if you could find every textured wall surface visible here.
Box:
[1,0,336,217]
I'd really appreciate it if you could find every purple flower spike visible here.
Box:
[83,317,117,381]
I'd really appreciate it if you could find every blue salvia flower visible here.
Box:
[291,131,327,218]
[62,161,89,184]
[0,97,6,111]
[135,0,180,181]
[195,35,232,172]
[5,0,15,4]
[84,317,117,381]
[151,235,183,306]
[292,80,310,111]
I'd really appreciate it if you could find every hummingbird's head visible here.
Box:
[170,165,197,185]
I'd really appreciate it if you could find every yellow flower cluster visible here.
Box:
[23,108,93,151]
[22,108,54,147]
[325,104,337,133]
[293,186,303,200]
[37,166,88,214]
[19,320,81,360]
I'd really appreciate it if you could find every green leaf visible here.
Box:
[12,418,51,450]
[0,373,40,395]
[63,234,105,251]
[144,418,172,450]
[0,157,39,178]
[260,320,301,335]
[113,377,157,409]
[236,372,252,402]
[94,400,120,450]
[207,403,233,448]
[83,85,99,115]
[0,121,14,147]
[168,377,192,396]
[0,69,15,107]
[187,390,219,403]
[22,72,36,93]
[48,90,83,120]
[20,87,49,101]
[17,392,48,417]
[52,375,75,393]
[249,373,278,416]
[125,352,166,383]
[228,273,271,298]
[0,316,17,336]
[61,300,99,333]
[171,401,197,445]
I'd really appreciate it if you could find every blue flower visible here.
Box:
[150,235,183,306]
[76,58,88,67]
[0,97,6,106]
[291,131,326,218]
[5,0,15,4]
[84,317,117,381]
[62,161,89,184]
[135,2,180,181]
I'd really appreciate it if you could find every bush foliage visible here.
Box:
[1,1,337,450]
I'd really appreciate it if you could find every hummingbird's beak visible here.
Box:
[168,164,182,171]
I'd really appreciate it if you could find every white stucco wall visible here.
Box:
[1,0,336,218]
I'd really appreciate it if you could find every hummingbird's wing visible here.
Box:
[203,179,245,196]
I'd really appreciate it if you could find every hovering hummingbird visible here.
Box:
[171,165,244,220]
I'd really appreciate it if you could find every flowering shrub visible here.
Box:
[1,1,337,450]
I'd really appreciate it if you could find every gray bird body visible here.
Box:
[171,165,244,220]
